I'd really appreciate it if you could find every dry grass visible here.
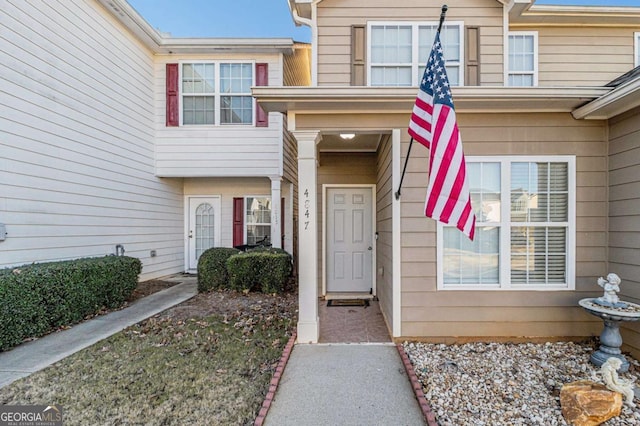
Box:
[0,290,297,425]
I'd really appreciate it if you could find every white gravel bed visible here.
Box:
[404,341,640,425]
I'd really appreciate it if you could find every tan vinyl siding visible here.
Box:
[284,43,312,86]
[376,137,394,330]
[531,27,640,86]
[282,116,298,187]
[316,0,504,86]
[317,152,377,293]
[282,115,298,257]
[0,0,183,280]
[609,106,640,359]
[400,112,607,338]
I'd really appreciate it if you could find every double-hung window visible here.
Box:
[180,62,253,126]
[245,196,271,245]
[507,32,538,86]
[368,22,464,87]
[438,156,575,291]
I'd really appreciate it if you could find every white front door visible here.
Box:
[326,187,373,293]
[187,197,221,270]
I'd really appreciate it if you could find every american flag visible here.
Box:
[408,32,476,240]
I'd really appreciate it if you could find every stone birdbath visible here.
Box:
[579,273,640,373]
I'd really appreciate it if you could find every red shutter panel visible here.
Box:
[233,197,244,247]
[166,63,179,127]
[255,63,268,127]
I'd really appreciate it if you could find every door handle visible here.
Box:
[368,246,372,251]
[189,230,193,239]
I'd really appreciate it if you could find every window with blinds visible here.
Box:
[438,157,575,291]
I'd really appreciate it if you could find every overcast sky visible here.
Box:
[127,0,640,42]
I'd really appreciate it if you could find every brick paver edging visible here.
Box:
[254,331,297,426]
[396,343,438,426]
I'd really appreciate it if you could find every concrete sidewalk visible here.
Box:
[0,278,197,389]
[264,344,426,426]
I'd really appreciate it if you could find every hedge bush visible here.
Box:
[197,247,241,293]
[0,255,141,351]
[227,249,292,294]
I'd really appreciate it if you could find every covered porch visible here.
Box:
[255,85,610,344]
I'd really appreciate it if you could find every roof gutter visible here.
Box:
[288,0,313,27]
[97,0,294,54]
[253,86,610,114]
[573,78,640,120]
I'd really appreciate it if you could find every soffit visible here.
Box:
[253,86,610,115]
[510,5,640,27]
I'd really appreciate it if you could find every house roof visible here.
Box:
[253,86,610,115]
[510,3,640,27]
[606,66,640,88]
[288,0,640,26]
[573,68,640,120]
[97,0,294,55]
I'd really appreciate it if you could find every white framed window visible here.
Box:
[437,156,576,291]
[507,32,538,87]
[245,196,271,245]
[635,32,640,67]
[179,61,254,126]
[368,21,464,87]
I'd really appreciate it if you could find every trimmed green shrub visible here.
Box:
[197,247,241,293]
[226,250,292,294]
[0,256,141,351]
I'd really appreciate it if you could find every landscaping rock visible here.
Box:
[403,341,640,425]
[560,380,622,426]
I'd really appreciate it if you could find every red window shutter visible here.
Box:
[255,63,268,127]
[233,197,244,247]
[166,63,179,127]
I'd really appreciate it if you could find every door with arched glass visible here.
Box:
[188,197,221,270]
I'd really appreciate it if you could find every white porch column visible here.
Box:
[293,130,321,343]
[270,177,282,249]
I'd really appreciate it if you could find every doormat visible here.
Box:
[327,299,369,307]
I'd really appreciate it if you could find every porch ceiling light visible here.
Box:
[340,133,356,140]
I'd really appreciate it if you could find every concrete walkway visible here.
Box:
[0,278,197,389]
[265,344,426,426]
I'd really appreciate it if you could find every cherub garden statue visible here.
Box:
[595,273,626,308]
[600,357,636,408]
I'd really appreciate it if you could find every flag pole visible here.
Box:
[437,4,448,33]
[394,137,414,200]
[394,4,448,201]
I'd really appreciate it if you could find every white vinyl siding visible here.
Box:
[508,32,538,87]
[155,54,284,177]
[438,156,575,291]
[0,0,184,280]
[179,61,253,126]
[368,21,464,87]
